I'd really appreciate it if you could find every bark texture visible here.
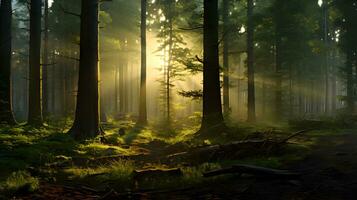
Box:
[0,0,16,124]
[247,0,256,122]
[200,0,225,131]
[69,0,101,139]
[222,0,230,115]
[138,0,147,125]
[28,0,43,125]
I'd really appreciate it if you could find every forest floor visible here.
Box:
[1,121,357,200]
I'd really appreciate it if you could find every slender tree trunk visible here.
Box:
[123,59,128,113]
[323,2,329,114]
[222,0,230,115]
[51,51,56,114]
[69,0,101,139]
[247,0,256,122]
[331,49,337,113]
[346,51,354,113]
[0,0,16,124]
[114,66,118,113]
[166,1,174,126]
[138,0,147,125]
[42,0,49,120]
[119,63,124,114]
[28,0,43,126]
[275,30,282,121]
[200,0,225,132]
[288,65,293,118]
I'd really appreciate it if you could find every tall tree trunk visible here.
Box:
[274,29,282,121]
[28,0,43,126]
[323,2,329,114]
[346,51,354,113]
[0,0,16,124]
[69,0,101,139]
[138,0,147,125]
[222,0,230,115]
[51,50,56,114]
[247,0,256,122]
[119,63,124,114]
[166,1,174,126]
[42,0,49,120]
[114,65,118,113]
[200,0,224,132]
[331,49,337,113]
[262,75,267,118]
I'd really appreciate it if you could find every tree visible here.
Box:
[247,0,256,122]
[200,0,225,132]
[138,0,147,125]
[335,0,357,113]
[42,0,49,120]
[69,0,101,139]
[222,0,230,115]
[28,0,43,125]
[0,0,16,124]
[149,0,194,126]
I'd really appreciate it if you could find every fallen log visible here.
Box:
[203,164,300,179]
[167,130,311,162]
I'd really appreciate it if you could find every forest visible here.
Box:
[1,0,357,199]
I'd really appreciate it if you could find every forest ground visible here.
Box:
[1,119,357,200]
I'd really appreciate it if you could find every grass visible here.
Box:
[0,171,39,195]
[0,119,345,197]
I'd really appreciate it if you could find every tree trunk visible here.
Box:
[69,0,101,139]
[331,49,337,113]
[0,0,16,124]
[119,63,124,114]
[247,0,256,122]
[346,51,354,113]
[138,0,147,125]
[323,3,329,114]
[222,0,230,115]
[28,0,43,126]
[42,0,49,120]
[200,0,225,132]
[275,29,282,122]
[114,65,118,113]
[51,50,56,114]
[166,1,174,126]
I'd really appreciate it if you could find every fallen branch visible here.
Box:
[279,129,311,144]
[100,189,117,200]
[203,164,300,179]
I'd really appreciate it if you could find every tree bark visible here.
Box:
[346,51,354,112]
[114,65,118,113]
[69,0,101,139]
[28,0,43,126]
[222,0,230,115]
[119,63,124,114]
[0,0,16,124]
[274,28,282,121]
[200,0,225,132]
[138,0,147,125]
[42,0,49,120]
[247,0,256,122]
